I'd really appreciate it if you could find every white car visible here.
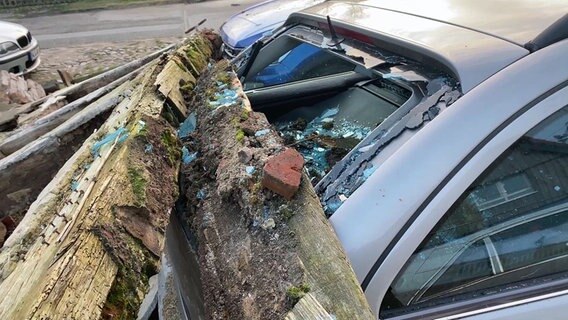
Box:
[0,21,40,75]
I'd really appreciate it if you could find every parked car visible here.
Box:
[219,0,325,57]
[172,0,568,318]
[236,0,568,318]
[0,21,40,75]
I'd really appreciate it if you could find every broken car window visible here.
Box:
[243,37,356,90]
[241,23,460,214]
[274,79,404,184]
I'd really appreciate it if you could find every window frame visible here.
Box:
[371,83,568,319]
[406,201,568,306]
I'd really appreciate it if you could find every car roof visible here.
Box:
[354,0,567,47]
[289,1,566,92]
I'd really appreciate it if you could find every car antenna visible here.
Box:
[326,15,344,51]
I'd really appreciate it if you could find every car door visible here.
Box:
[371,63,568,318]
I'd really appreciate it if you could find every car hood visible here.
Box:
[220,0,325,48]
[0,21,28,43]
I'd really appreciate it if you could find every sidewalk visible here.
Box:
[28,37,181,85]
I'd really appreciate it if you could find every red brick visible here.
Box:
[1,216,16,233]
[0,222,6,248]
[262,148,304,199]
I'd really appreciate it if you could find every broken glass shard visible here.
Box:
[255,129,270,137]
[178,112,197,139]
[91,126,128,156]
[245,166,256,175]
[182,146,197,164]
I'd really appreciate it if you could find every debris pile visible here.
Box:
[0,32,216,320]
[0,70,46,105]
[177,61,373,319]
[277,107,371,183]
[0,30,373,320]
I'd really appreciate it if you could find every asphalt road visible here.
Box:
[4,0,264,48]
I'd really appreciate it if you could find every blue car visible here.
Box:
[219,0,325,57]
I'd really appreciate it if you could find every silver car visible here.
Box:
[233,0,568,318]
[0,21,40,74]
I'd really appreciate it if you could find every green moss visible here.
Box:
[286,283,311,304]
[180,83,194,94]
[235,128,245,144]
[240,109,250,121]
[102,248,157,320]
[231,112,247,127]
[161,131,181,166]
[136,126,148,138]
[128,168,146,205]
[279,205,295,221]
[184,46,206,71]
[215,71,231,84]
[103,271,138,320]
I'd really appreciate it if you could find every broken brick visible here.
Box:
[262,148,304,200]
[1,216,16,234]
[238,147,253,164]
[0,222,6,247]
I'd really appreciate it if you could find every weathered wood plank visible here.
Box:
[155,50,197,117]
[0,33,215,320]
[0,80,133,220]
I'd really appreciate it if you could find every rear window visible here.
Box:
[244,39,356,90]
[239,24,458,212]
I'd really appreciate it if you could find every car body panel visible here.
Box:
[376,85,568,320]
[220,0,325,49]
[356,0,567,46]
[0,21,29,42]
[328,38,568,316]
[459,290,568,320]
[289,1,529,93]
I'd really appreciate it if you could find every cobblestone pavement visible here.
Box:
[28,36,182,86]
